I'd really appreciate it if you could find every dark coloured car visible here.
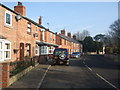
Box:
[52,48,69,66]
[71,52,81,58]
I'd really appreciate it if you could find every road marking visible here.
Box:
[83,59,85,62]
[85,65,92,71]
[83,57,119,90]
[83,61,85,64]
[96,73,120,90]
[36,65,51,89]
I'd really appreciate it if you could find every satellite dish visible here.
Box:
[15,15,22,21]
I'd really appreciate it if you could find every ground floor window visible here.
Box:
[41,46,48,55]
[35,44,39,55]
[26,43,31,56]
[48,46,55,54]
[0,39,11,62]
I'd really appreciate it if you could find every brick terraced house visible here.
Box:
[0,2,82,88]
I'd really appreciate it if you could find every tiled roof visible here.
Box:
[36,41,59,47]
[60,35,80,44]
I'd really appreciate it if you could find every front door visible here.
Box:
[20,43,24,60]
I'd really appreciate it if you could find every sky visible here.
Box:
[1,1,118,37]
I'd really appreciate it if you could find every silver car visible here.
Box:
[72,52,81,58]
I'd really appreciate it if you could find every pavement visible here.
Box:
[5,64,50,89]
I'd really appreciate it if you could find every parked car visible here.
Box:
[71,52,81,58]
[81,52,85,56]
[52,48,69,66]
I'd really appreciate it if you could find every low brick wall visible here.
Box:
[1,60,39,88]
[9,66,33,86]
[104,54,120,63]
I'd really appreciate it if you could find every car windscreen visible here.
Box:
[72,52,80,54]
[53,49,68,56]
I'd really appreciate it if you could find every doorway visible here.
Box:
[20,43,24,60]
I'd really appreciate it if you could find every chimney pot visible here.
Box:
[39,16,42,25]
[67,32,71,38]
[73,35,76,40]
[14,2,26,16]
[55,32,57,34]
[61,29,65,35]
[18,2,22,5]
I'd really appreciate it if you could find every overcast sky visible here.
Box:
[2,2,118,37]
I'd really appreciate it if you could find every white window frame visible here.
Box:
[41,46,48,55]
[35,44,39,55]
[26,43,31,56]
[5,10,12,27]
[48,46,54,54]
[41,29,45,41]
[36,26,38,34]
[50,33,52,42]
[0,39,11,62]
[27,23,31,33]
[54,35,56,43]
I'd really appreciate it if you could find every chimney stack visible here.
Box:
[14,2,26,16]
[61,29,65,35]
[73,35,76,40]
[39,16,42,25]
[67,32,71,38]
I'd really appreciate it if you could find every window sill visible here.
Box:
[27,32,31,35]
[1,59,11,63]
[4,24,13,29]
[35,54,39,56]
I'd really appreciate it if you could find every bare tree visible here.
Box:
[74,30,90,41]
[109,19,120,47]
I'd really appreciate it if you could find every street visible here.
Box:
[38,55,120,89]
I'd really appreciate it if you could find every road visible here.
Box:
[38,55,120,89]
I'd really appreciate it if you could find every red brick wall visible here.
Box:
[14,5,26,16]
[2,62,10,88]
[0,6,42,62]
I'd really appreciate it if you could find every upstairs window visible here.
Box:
[5,10,12,26]
[64,40,66,45]
[41,29,45,41]
[34,26,38,38]
[36,26,38,34]
[27,23,31,34]
[50,33,52,42]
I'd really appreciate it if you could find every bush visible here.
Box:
[105,47,113,54]
[10,59,32,77]
[105,47,120,54]
[113,47,118,54]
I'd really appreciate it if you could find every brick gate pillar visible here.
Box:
[0,63,2,89]
[2,62,10,88]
